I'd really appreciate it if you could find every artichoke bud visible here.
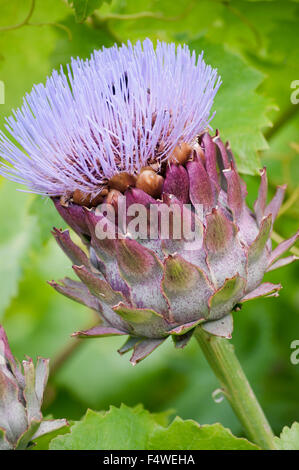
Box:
[0,326,67,450]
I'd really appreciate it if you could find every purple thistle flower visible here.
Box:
[1,38,297,365]
[0,39,221,197]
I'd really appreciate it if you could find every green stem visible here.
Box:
[194,327,275,449]
[0,0,35,32]
[92,1,195,23]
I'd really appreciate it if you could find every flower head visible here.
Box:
[0,326,67,449]
[0,39,220,198]
[0,40,298,366]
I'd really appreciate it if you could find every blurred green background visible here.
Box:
[0,0,298,439]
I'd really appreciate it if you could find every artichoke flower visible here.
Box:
[0,326,67,449]
[0,40,298,365]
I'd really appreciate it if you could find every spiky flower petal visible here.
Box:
[0,326,67,450]
[0,39,220,197]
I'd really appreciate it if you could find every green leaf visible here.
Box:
[50,15,115,71]
[151,409,173,427]
[221,1,299,116]
[50,405,258,450]
[0,0,70,124]
[148,417,259,450]
[50,404,162,450]
[32,421,71,451]
[0,180,37,320]
[68,0,111,22]
[189,38,271,175]
[29,196,64,246]
[274,422,299,450]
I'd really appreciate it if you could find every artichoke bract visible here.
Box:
[0,326,67,449]
[50,130,299,364]
[0,40,298,365]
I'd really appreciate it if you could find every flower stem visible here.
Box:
[194,327,275,449]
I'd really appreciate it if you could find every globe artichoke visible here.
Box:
[0,326,67,449]
[0,40,298,365]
